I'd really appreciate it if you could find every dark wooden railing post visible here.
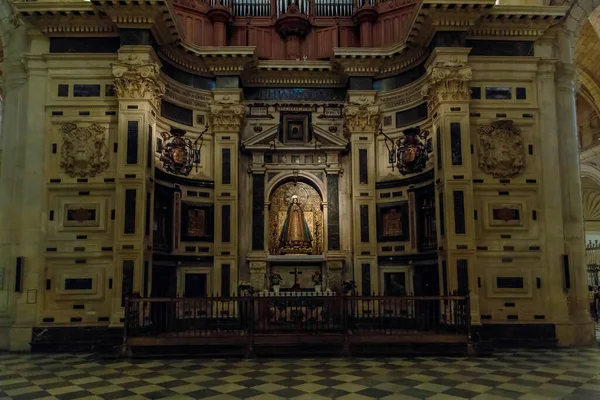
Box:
[120,295,131,358]
[246,296,255,358]
[342,294,350,357]
[465,293,475,356]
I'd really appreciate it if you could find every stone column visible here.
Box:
[344,91,379,294]
[553,29,595,344]
[0,27,49,350]
[353,4,378,47]
[207,2,232,47]
[422,48,479,323]
[535,58,571,327]
[210,89,244,295]
[111,46,163,323]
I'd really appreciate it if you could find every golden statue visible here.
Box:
[279,197,313,254]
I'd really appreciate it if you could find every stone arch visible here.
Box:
[581,163,600,186]
[265,171,326,201]
[563,0,600,39]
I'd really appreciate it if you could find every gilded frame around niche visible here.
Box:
[180,202,214,242]
[377,202,409,242]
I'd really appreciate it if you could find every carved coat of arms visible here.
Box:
[397,128,429,175]
[60,123,109,177]
[478,120,525,178]
[160,128,194,176]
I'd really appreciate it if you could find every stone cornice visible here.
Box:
[378,75,428,112]
[161,74,212,110]
[178,42,256,76]
[243,60,346,87]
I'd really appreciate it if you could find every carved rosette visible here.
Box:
[421,58,472,113]
[209,96,245,132]
[112,56,165,108]
[477,120,525,178]
[60,123,109,177]
[344,97,380,133]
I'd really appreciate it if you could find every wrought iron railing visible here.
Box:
[123,293,472,352]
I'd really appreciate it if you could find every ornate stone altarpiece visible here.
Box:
[269,182,323,255]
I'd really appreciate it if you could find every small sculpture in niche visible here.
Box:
[60,123,109,177]
[397,128,429,175]
[279,196,313,254]
[478,120,525,178]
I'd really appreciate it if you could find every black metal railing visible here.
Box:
[123,293,472,352]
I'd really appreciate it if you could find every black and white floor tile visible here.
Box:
[2,347,600,399]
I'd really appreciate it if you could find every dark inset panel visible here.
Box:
[252,174,265,251]
[450,122,462,166]
[147,125,153,169]
[439,193,445,236]
[122,261,134,307]
[160,58,216,90]
[396,103,428,128]
[120,28,155,46]
[222,149,231,185]
[497,277,524,289]
[362,264,371,296]
[73,84,101,97]
[429,31,467,48]
[467,40,534,57]
[442,260,448,296]
[493,208,520,222]
[67,209,96,222]
[360,205,370,243]
[50,37,120,53]
[436,127,442,170]
[374,63,426,92]
[126,121,139,165]
[359,149,368,185]
[348,77,373,90]
[221,264,231,297]
[221,205,231,243]
[244,87,346,102]
[58,84,69,97]
[457,259,469,295]
[485,87,512,100]
[105,84,115,97]
[145,192,151,236]
[124,189,137,234]
[471,87,481,100]
[161,100,193,126]
[327,175,340,250]
[453,191,466,234]
[516,87,527,100]
[143,261,149,297]
[64,278,93,290]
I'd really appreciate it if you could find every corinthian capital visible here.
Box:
[111,55,165,108]
[343,94,379,133]
[209,93,245,132]
[421,57,472,113]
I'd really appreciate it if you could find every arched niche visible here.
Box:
[267,176,325,256]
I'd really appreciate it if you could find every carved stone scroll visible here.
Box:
[112,55,165,108]
[60,123,109,178]
[344,95,379,133]
[209,95,245,132]
[421,57,472,113]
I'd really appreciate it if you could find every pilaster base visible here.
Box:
[0,326,32,351]
[249,261,267,292]
[555,320,595,347]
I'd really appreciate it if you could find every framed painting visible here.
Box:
[377,202,409,242]
[282,114,309,143]
[180,202,214,242]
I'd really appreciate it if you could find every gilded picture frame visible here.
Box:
[180,202,214,242]
[377,202,409,242]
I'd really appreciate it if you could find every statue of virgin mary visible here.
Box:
[279,197,313,254]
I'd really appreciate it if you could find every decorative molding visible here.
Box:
[209,95,245,132]
[112,55,165,108]
[60,123,109,178]
[344,96,379,133]
[162,75,212,109]
[478,120,525,179]
[379,76,427,111]
[421,57,472,113]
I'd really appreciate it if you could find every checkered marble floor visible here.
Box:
[3,348,600,400]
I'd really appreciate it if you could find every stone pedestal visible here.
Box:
[249,261,267,291]
[326,261,343,293]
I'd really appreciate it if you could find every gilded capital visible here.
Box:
[111,55,165,108]
[209,94,245,132]
[421,57,472,113]
[343,94,379,133]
